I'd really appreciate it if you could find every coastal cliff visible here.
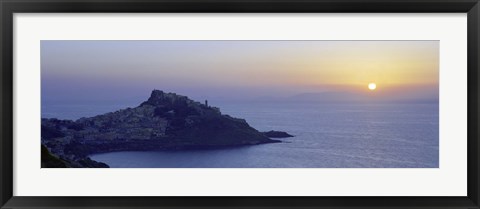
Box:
[41,90,286,168]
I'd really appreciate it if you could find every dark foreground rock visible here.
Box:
[42,90,286,168]
[41,145,69,168]
[263,131,294,138]
[41,145,109,168]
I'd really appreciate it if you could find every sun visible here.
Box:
[368,83,377,90]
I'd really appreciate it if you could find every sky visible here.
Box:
[41,40,439,104]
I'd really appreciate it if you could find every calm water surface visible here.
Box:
[44,102,439,168]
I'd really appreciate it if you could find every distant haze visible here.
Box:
[41,40,439,105]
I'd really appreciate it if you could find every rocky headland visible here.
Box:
[262,131,294,138]
[41,90,292,168]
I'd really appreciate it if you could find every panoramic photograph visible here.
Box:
[41,40,439,168]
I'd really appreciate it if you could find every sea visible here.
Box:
[42,102,439,168]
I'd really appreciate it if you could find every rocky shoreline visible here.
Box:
[41,90,293,168]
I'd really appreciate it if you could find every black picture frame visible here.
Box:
[1,0,479,208]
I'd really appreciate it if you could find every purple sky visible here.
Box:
[41,40,439,105]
